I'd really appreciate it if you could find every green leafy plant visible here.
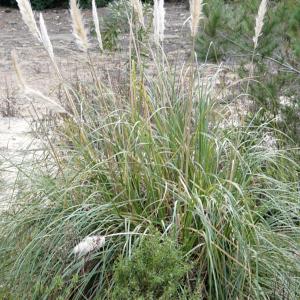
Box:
[112,234,190,299]
[102,0,130,50]
[101,0,152,51]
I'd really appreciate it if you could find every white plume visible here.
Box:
[253,0,268,49]
[153,0,165,44]
[70,0,89,52]
[16,0,41,41]
[92,0,103,51]
[190,0,203,37]
[131,0,145,28]
[73,235,106,256]
[39,13,54,61]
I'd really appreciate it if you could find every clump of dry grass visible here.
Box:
[189,0,203,38]
[253,0,268,49]
[70,0,89,52]
[16,0,41,41]
[153,0,165,44]
[92,0,103,51]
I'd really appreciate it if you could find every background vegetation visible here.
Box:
[1,0,156,9]
[2,0,113,9]
[197,0,300,143]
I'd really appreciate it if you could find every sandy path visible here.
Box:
[0,4,192,208]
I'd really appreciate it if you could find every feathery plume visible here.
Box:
[190,0,203,38]
[70,0,89,52]
[39,13,54,61]
[16,0,41,41]
[73,235,105,256]
[131,0,145,28]
[253,0,268,49]
[92,0,103,51]
[11,51,67,113]
[153,0,165,44]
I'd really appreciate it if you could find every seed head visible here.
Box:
[70,0,89,52]
[131,0,145,28]
[253,0,268,49]
[190,0,203,38]
[39,13,54,61]
[16,0,41,41]
[73,235,106,257]
[153,0,165,44]
[92,0,103,51]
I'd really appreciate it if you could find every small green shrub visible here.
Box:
[112,234,190,299]
[101,0,152,51]
[101,0,130,51]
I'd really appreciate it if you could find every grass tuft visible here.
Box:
[0,1,299,299]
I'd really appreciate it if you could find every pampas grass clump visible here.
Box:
[1,1,299,299]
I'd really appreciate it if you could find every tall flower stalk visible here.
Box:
[183,0,204,179]
[246,0,268,105]
[190,0,203,39]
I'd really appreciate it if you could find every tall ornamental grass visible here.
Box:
[0,0,299,299]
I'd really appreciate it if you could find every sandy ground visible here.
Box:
[0,4,195,208]
[0,118,39,208]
